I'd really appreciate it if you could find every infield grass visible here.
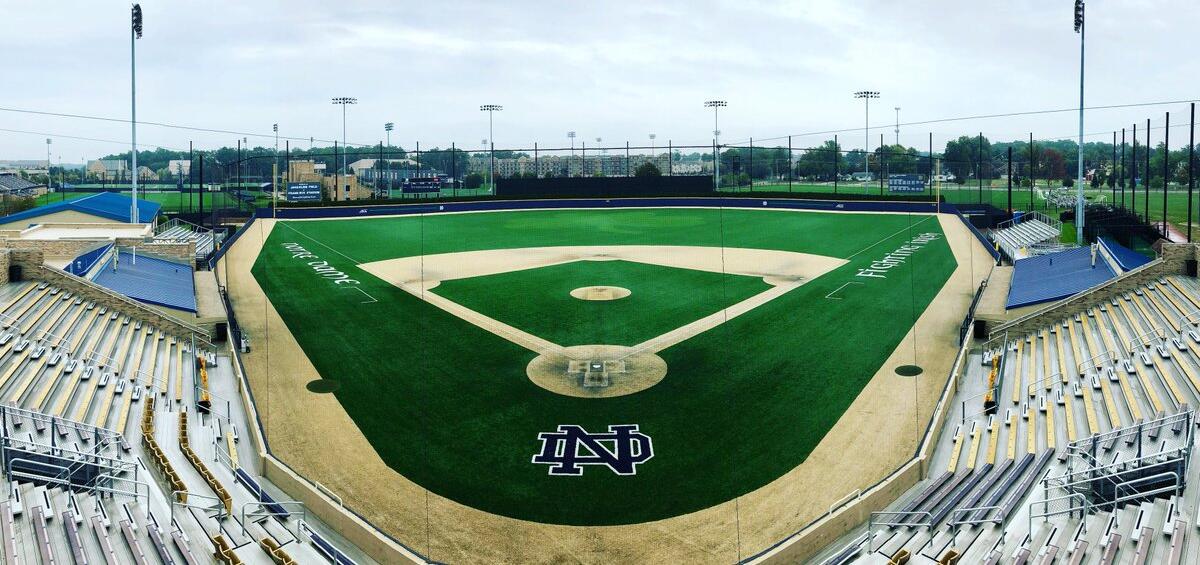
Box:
[432,260,770,347]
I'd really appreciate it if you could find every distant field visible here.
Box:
[38,191,270,213]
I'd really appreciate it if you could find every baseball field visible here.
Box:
[224,204,991,562]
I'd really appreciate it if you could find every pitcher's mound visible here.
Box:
[527,345,666,398]
[570,286,631,301]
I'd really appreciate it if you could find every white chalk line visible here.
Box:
[824,281,864,300]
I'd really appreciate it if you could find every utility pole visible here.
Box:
[130,4,143,223]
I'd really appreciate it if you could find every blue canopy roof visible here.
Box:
[0,192,161,225]
[1006,246,1117,309]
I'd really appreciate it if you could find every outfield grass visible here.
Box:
[433,260,770,347]
[252,207,957,525]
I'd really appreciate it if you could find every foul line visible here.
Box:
[843,214,936,261]
[276,221,364,265]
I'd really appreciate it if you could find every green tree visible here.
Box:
[634,162,662,178]
[942,135,992,181]
[794,140,844,180]
[463,173,484,189]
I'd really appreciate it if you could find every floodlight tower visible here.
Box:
[704,100,726,187]
[273,123,279,190]
[331,98,357,179]
[854,91,879,176]
[45,139,52,191]
[130,4,143,223]
[1073,0,1086,243]
[480,104,502,191]
[894,107,901,146]
[384,122,394,194]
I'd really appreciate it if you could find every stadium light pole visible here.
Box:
[704,100,726,187]
[384,122,394,195]
[894,107,901,146]
[130,4,143,223]
[1073,0,1086,243]
[332,97,357,182]
[273,123,279,193]
[854,91,879,177]
[567,131,576,176]
[480,105,502,192]
[45,139,52,191]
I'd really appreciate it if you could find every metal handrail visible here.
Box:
[241,500,307,537]
[1026,372,1065,397]
[868,511,934,552]
[1077,350,1115,374]
[1125,327,1166,354]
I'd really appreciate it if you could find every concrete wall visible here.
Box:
[0,237,107,259]
[115,238,195,263]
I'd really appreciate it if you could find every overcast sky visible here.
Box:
[1,0,1198,162]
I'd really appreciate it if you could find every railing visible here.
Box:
[1076,350,1116,374]
[1028,492,1089,536]
[1177,310,1200,338]
[240,500,308,537]
[1125,328,1166,354]
[867,511,933,551]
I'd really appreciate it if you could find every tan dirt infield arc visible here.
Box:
[221,210,992,564]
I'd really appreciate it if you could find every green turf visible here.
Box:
[432,260,771,347]
[250,207,958,525]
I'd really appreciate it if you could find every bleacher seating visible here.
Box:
[154,218,220,260]
[990,213,1062,260]
[0,278,362,565]
[830,274,1200,564]
[1006,246,1117,309]
[0,172,42,196]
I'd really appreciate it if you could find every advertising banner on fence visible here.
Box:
[286,182,322,202]
[888,174,926,193]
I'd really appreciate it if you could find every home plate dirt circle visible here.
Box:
[570,286,631,301]
[527,345,667,398]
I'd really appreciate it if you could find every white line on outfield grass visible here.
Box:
[824,281,863,300]
[346,286,378,304]
[276,221,364,265]
[843,214,936,261]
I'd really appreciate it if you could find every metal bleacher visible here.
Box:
[991,212,1064,261]
[820,274,1200,565]
[154,218,220,261]
[0,279,366,565]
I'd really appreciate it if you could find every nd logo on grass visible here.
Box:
[532,424,654,476]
